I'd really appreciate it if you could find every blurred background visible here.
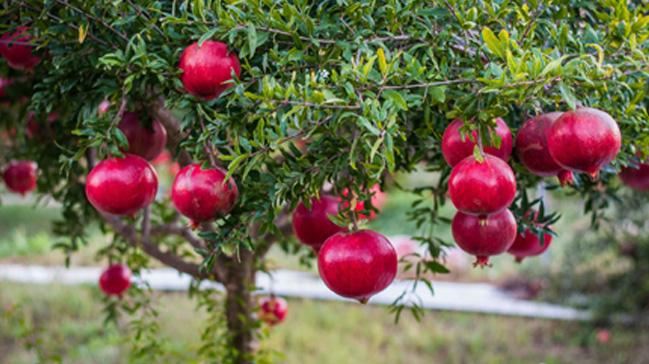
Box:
[2,163,649,364]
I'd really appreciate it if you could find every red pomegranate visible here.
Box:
[118,112,168,161]
[258,296,288,326]
[317,230,397,303]
[171,164,238,224]
[442,118,513,167]
[451,209,517,267]
[619,162,649,191]
[292,195,346,252]
[179,40,240,100]
[448,154,517,216]
[3,160,37,195]
[508,228,553,263]
[547,107,621,178]
[0,27,41,70]
[99,263,132,296]
[516,112,574,185]
[85,154,158,215]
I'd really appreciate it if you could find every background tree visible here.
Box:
[1,0,648,362]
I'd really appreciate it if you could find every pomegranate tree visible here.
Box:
[85,154,158,215]
[451,209,517,267]
[179,40,241,100]
[99,264,132,296]
[317,230,397,303]
[118,112,168,161]
[547,107,622,178]
[258,296,288,326]
[2,160,37,195]
[442,118,513,167]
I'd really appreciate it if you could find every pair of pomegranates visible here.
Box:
[2,160,38,195]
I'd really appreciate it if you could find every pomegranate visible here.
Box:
[99,263,132,296]
[547,107,621,178]
[451,209,517,267]
[619,162,649,191]
[85,154,158,215]
[292,195,346,252]
[508,228,553,263]
[516,112,574,185]
[448,154,517,216]
[0,27,40,70]
[441,118,513,167]
[179,40,240,100]
[317,229,397,303]
[3,160,37,195]
[171,163,238,224]
[258,296,288,326]
[118,112,168,161]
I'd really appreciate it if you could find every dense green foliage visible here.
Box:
[1,0,648,361]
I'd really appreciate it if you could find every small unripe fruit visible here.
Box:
[99,264,132,296]
[3,160,37,195]
[179,41,240,100]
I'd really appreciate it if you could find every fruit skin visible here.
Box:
[0,27,41,70]
[451,209,517,267]
[258,296,288,326]
[179,40,240,100]
[171,164,238,223]
[85,154,158,215]
[442,118,513,167]
[99,264,132,296]
[118,112,168,161]
[516,112,573,185]
[3,160,37,195]
[619,163,649,191]
[317,230,397,303]
[292,195,346,252]
[507,228,553,263]
[547,107,621,178]
[448,154,517,216]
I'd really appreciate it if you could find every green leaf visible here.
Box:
[429,86,446,104]
[247,24,258,56]
[198,28,218,47]
[377,48,388,76]
[558,83,577,110]
[481,27,504,58]
[383,90,408,111]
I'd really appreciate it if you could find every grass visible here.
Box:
[1,282,646,364]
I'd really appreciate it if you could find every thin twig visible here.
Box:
[55,0,130,43]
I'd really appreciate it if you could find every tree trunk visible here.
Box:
[222,249,256,364]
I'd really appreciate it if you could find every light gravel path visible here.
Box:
[0,264,590,321]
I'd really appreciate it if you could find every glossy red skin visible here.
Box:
[259,296,288,326]
[452,209,517,267]
[3,160,37,195]
[442,118,513,167]
[292,195,346,252]
[179,41,240,100]
[318,230,397,303]
[507,229,553,263]
[85,154,158,215]
[118,112,168,161]
[548,108,621,177]
[448,154,517,216]
[171,164,238,223]
[516,112,566,176]
[99,264,132,296]
[619,163,649,191]
[0,27,41,70]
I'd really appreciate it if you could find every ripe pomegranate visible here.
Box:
[3,160,37,195]
[85,154,158,215]
[619,162,649,191]
[258,296,288,326]
[442,118,513,167]
[516,112,574,185]
[448,154,516,216]
[179,40,240,100]
[99,263,132,296]
[547,107,621,178]
[451,209,517,267]
[0,27,41,70]
[318,230,397,303]
[118,112,168,161]
[292,195,346,252]
[171,164,238,224]
[507,227,553,263]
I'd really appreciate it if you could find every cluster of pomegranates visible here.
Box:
[444,107,621,266]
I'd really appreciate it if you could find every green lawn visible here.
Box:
[0,282,645,364]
